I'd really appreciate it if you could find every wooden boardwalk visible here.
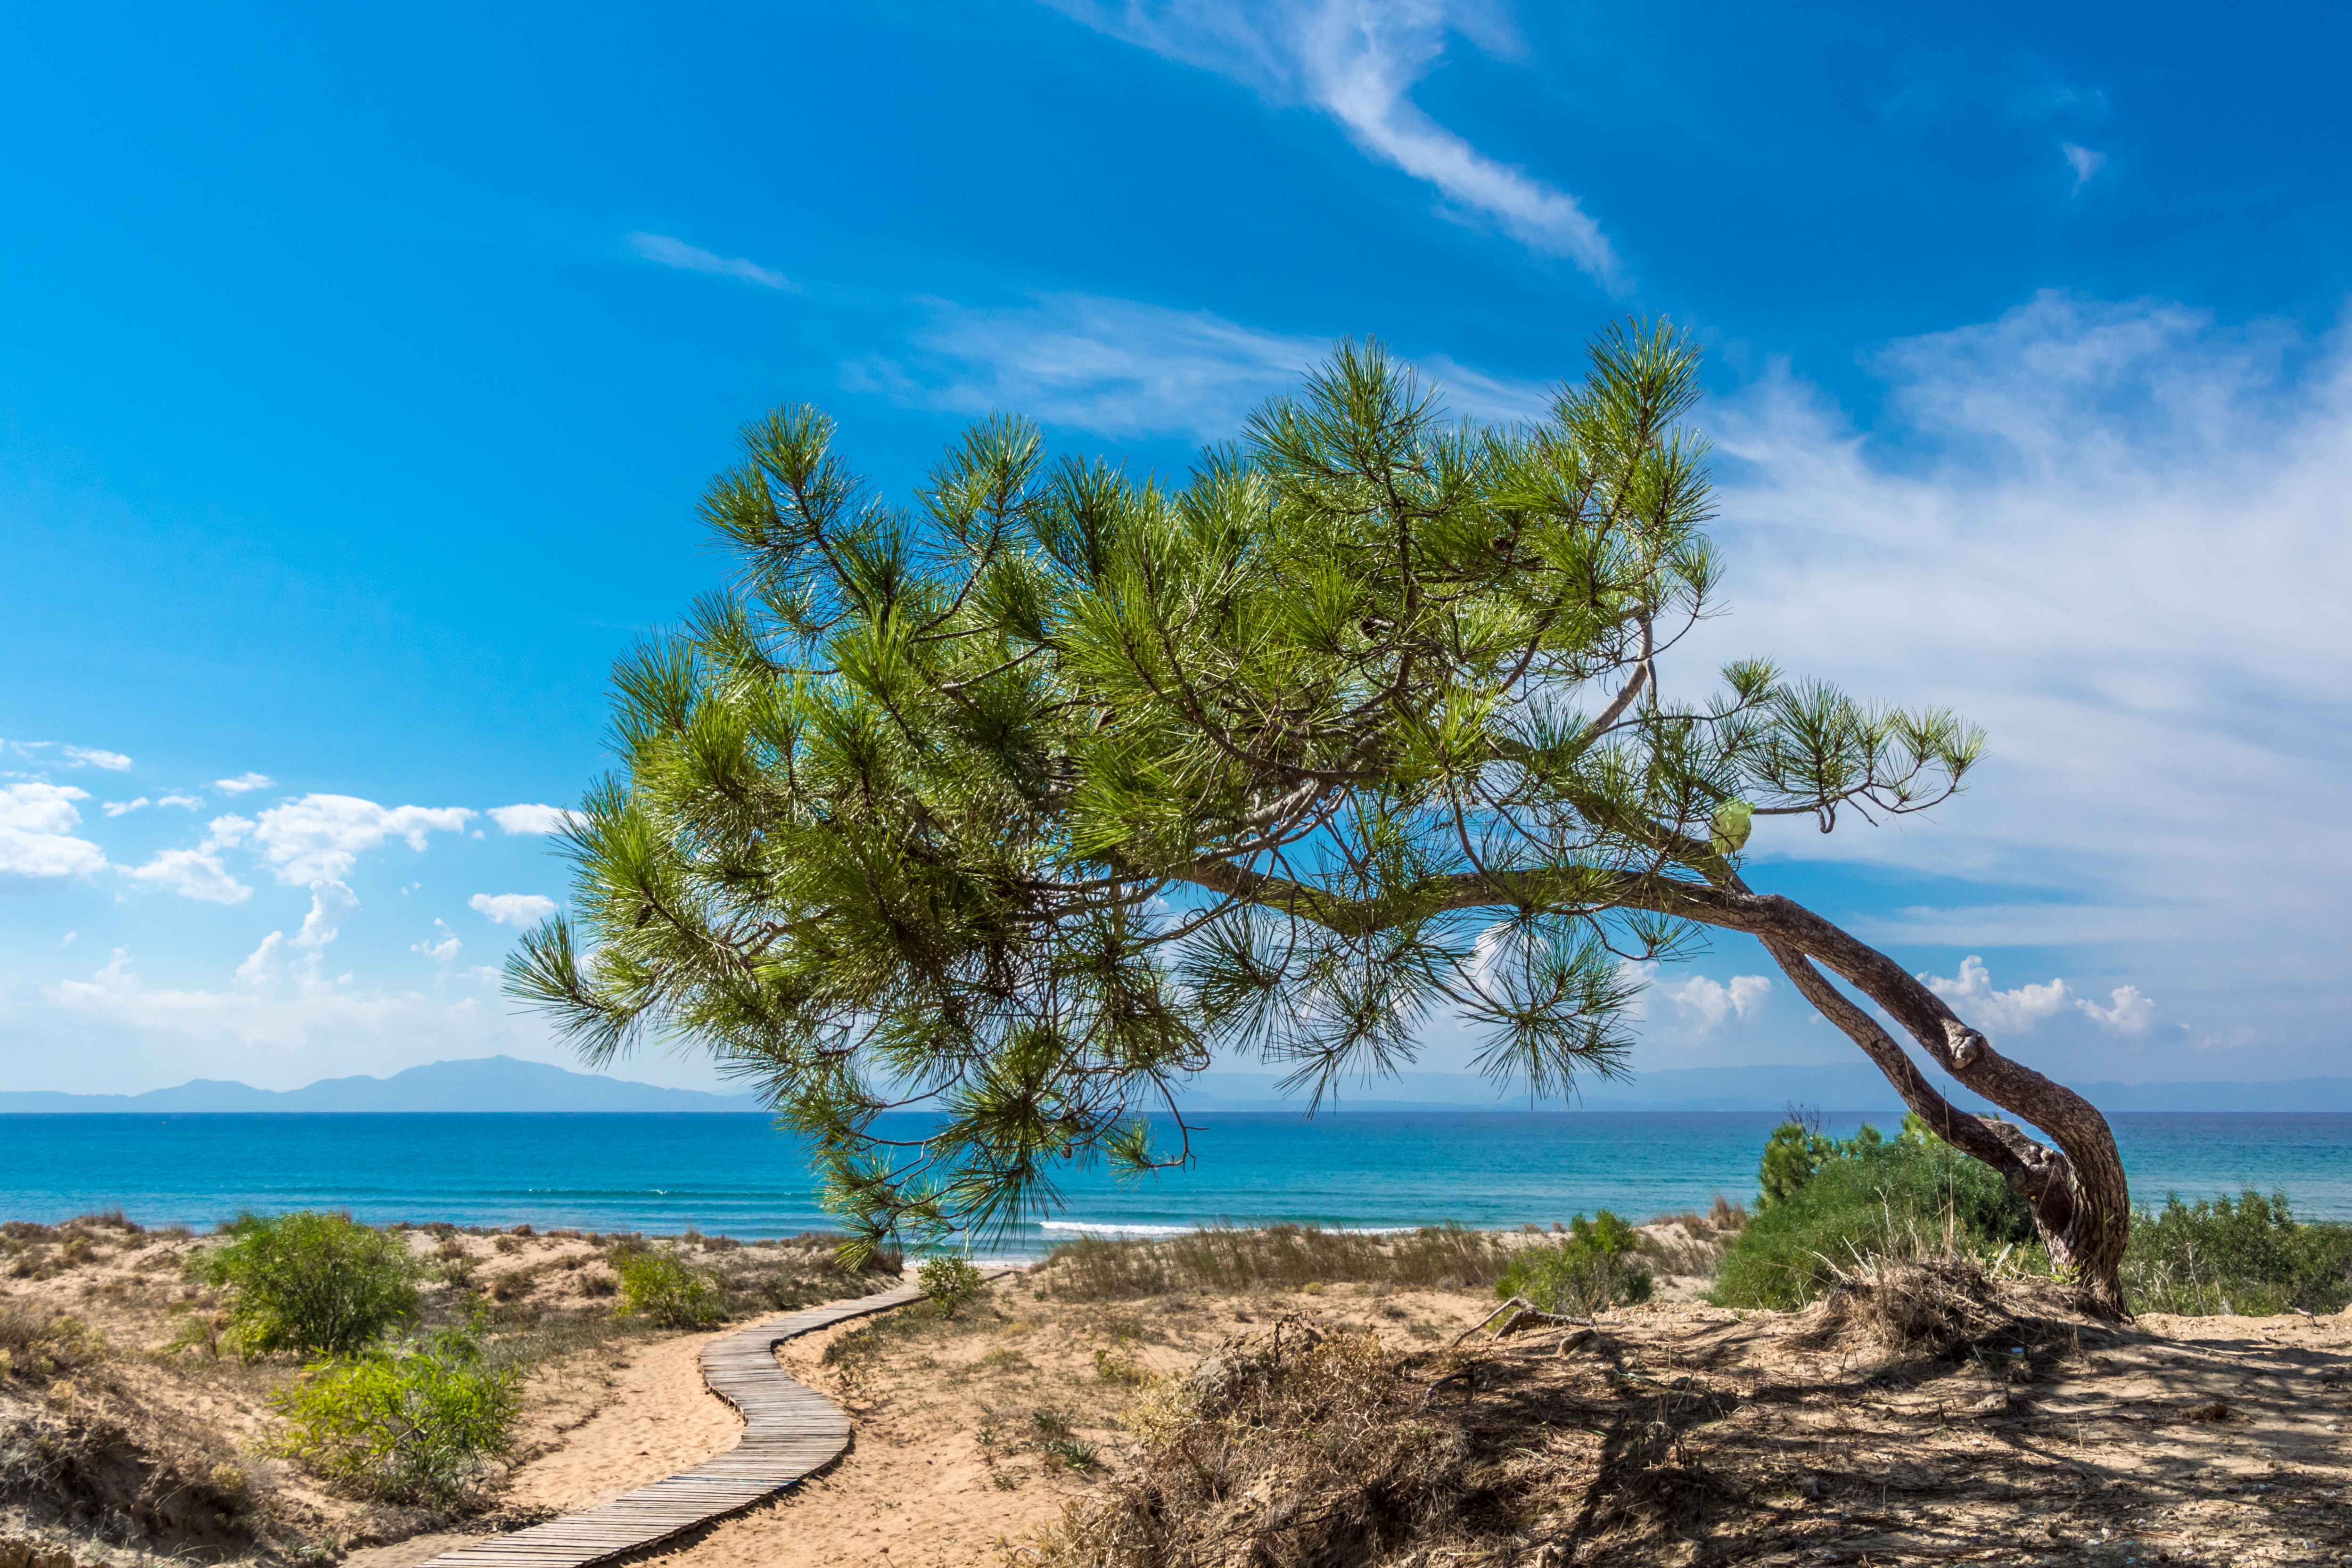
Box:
[423,1271,1010,1568]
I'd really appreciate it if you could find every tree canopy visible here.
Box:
[511,323,2131,1306]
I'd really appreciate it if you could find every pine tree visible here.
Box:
[508,323,2131,1308]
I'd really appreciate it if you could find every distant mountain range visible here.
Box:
[3,1054,2347,1115]
[1173,1064,2352,1115]
[0,1055,765,1113]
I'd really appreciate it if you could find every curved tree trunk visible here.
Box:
[1723,889,2131,1314]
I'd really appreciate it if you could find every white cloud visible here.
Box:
[625,231,796,291]
[107,792,206,816]
[2076,984,2156,1034]
[1923,956,2072,1034]
[1695,291,2352,1062]
[1049,1,1617,280]
[293,880,360,949]
[56,944,490,1051]
[487,803,579,836]
[214,772,274,795]
[0,783,107,880]
[241,795,474,885]
[234,932,286,987]
[2062,142,2106,192]
[470,892,556,928]
[61,746,132,771]
[411,919,461,963]
[129,846,252,905]
[849,291,1546,439]
[1661,973,1772,1028]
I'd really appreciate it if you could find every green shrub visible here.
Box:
[611,1248,724,1328]
[917,1255,986,1316]
[2124,1190,2352,1317]
[1495,1210,1653,1314]
[1711,1116,2038,1310]
[193,1210,422,1356]
[268,1327,521,1506]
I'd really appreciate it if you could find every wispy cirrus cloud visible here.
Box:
[847,291,1546,438]
[2062,142,2107,192]
[625,231,796,291]
[1,739,132,771]
[1046,0,1618,282]
[1692,291,2352,1062]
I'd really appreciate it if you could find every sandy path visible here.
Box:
[348,1330,746,1568]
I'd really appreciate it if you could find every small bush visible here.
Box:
[192,1211,423,1356]
[2124,1190,2352,1316]
[0,1305,105,1379]
[917,1256,986,1316]
[1044,1436,1099,1470]
[611,1248,724,1328]
[1495,1211,1652,1314]
[268,1327,522,1506]
[1712,1116,2038,1310]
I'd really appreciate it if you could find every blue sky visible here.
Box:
[4,1,2348,1096]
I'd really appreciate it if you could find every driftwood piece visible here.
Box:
[1450,1296,1595,1348]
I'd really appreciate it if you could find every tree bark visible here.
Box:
[1727,892,2131,1315]
[1173,856,2135,1312]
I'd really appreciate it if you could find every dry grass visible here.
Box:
[1033,1223,1516,1303]
[1028,1316,1478,1568]
[1011,1241,2350,1568]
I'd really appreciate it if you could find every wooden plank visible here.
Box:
[415,1266,1018,1568]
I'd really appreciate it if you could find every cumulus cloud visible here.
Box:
[2076,984,2157,1034]
[238,795,474,885]
[129,846,252,905]
[1694,291,2352,1060]
[1660,973,1772,1028]
[61,746,132,771]
[625,231,795,291]
[486,803,581,836]
[214,772,273,795]
[849,292,1545,439]
[293,880,360,949]
[1924,956,2073,1034]
[411,919,461,963]
[1049,1,1617,280]
[470,892,557,928]
[0,783,107,881]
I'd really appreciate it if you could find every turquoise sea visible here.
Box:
[3,1112,2348,1257]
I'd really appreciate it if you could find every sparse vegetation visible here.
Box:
[266,1325,523,1506]
[191,1210,424,1356]
[1036,1223,1514,1302]
[0,1303,105,1381]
